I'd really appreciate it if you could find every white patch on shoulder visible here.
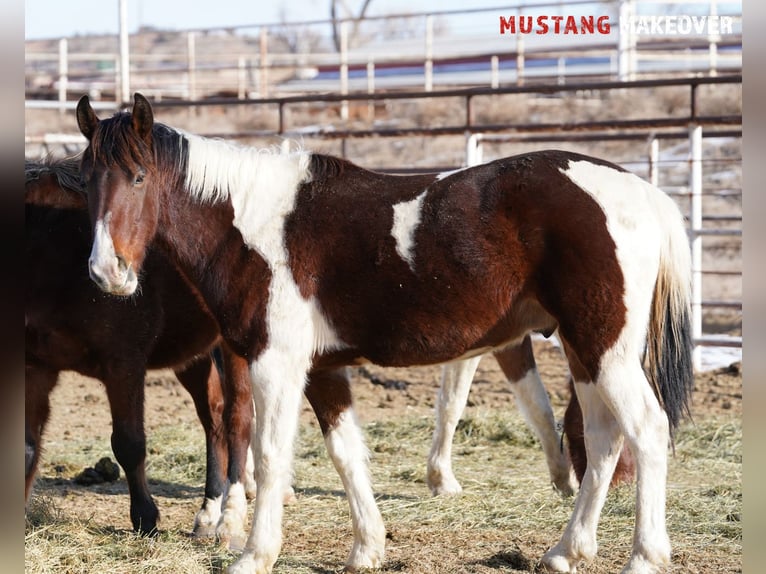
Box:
[391,191,427,271]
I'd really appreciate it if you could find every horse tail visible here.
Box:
[645,190,694,437]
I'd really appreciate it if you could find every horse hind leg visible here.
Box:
[543,344,671,574]
[541,369,625,573]
[592,356,672,574]
[563,377,636,488]
[304,368,386,570]
[427,355,482,495]
[173,353,227,540]
[215,345,256,550]
[494,336,577,497]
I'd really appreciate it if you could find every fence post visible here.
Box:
[259,27,269,98]
[118,0,130,105]
[516,34,525,86]
[58,38,68,115]
[491,55,499,88]
[618,0,636,81]
[689,124,703,370]
[649,137,659,186]
[465,133,482,167]
[187,31,196,101]
[367,60,375,120]
[238,56,247,100]
[340,20,349,120]
[708,0,719,76]
[425,14,434,91]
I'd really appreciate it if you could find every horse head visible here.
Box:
[76,93,160,296]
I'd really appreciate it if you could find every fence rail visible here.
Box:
[25,0,741,109]
[25,74,742,368]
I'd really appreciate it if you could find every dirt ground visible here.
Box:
[43,338,742,442]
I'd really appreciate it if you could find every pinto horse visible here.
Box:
[77,93,692,574]
[25,158,617,549]
[25,157,257,538]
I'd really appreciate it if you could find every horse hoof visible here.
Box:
[540,551,578,573]
[191,523,217,540]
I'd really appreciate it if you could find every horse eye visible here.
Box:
[133,171,145,186]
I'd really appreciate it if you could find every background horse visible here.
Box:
[78,92,685,574]
[428,335,634,497]
[25,157,257,539]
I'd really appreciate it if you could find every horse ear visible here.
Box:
[76,95,99,141]
[131,93,154,144]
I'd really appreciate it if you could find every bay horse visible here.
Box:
[76,93,692,574]
[24,157,619,550]
[25,156,257,539]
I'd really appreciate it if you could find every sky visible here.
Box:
[24,0,491,40]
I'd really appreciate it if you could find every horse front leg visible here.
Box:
[427,355,482,495]
[305,368,386,570]
[103,370,159,535]
[227,348,307,574]
[25,365,59,502]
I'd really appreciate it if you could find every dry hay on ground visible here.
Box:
[26,339,741,573]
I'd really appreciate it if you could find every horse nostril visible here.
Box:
[116,255,128,273]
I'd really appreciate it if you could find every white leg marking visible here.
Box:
[427,356,482,496]
[228,352,308,574]
[244,447,258,499]
[391,191,427,271]
[510,368,576,496]
[216,481,249,548]
[542,381,623,573]
[192,494,223,539]
[325,409,386,569]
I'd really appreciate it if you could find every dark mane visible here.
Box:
[25,156,84,195]
[308,154,352,182]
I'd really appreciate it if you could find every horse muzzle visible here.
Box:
[88,254,138,296]
[89,216,139,296]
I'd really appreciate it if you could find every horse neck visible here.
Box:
[156,189,236,282]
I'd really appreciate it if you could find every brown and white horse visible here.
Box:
[76,93,692,574]
[26,157,606,545]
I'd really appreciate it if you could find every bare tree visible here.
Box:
[330,0,374,51]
